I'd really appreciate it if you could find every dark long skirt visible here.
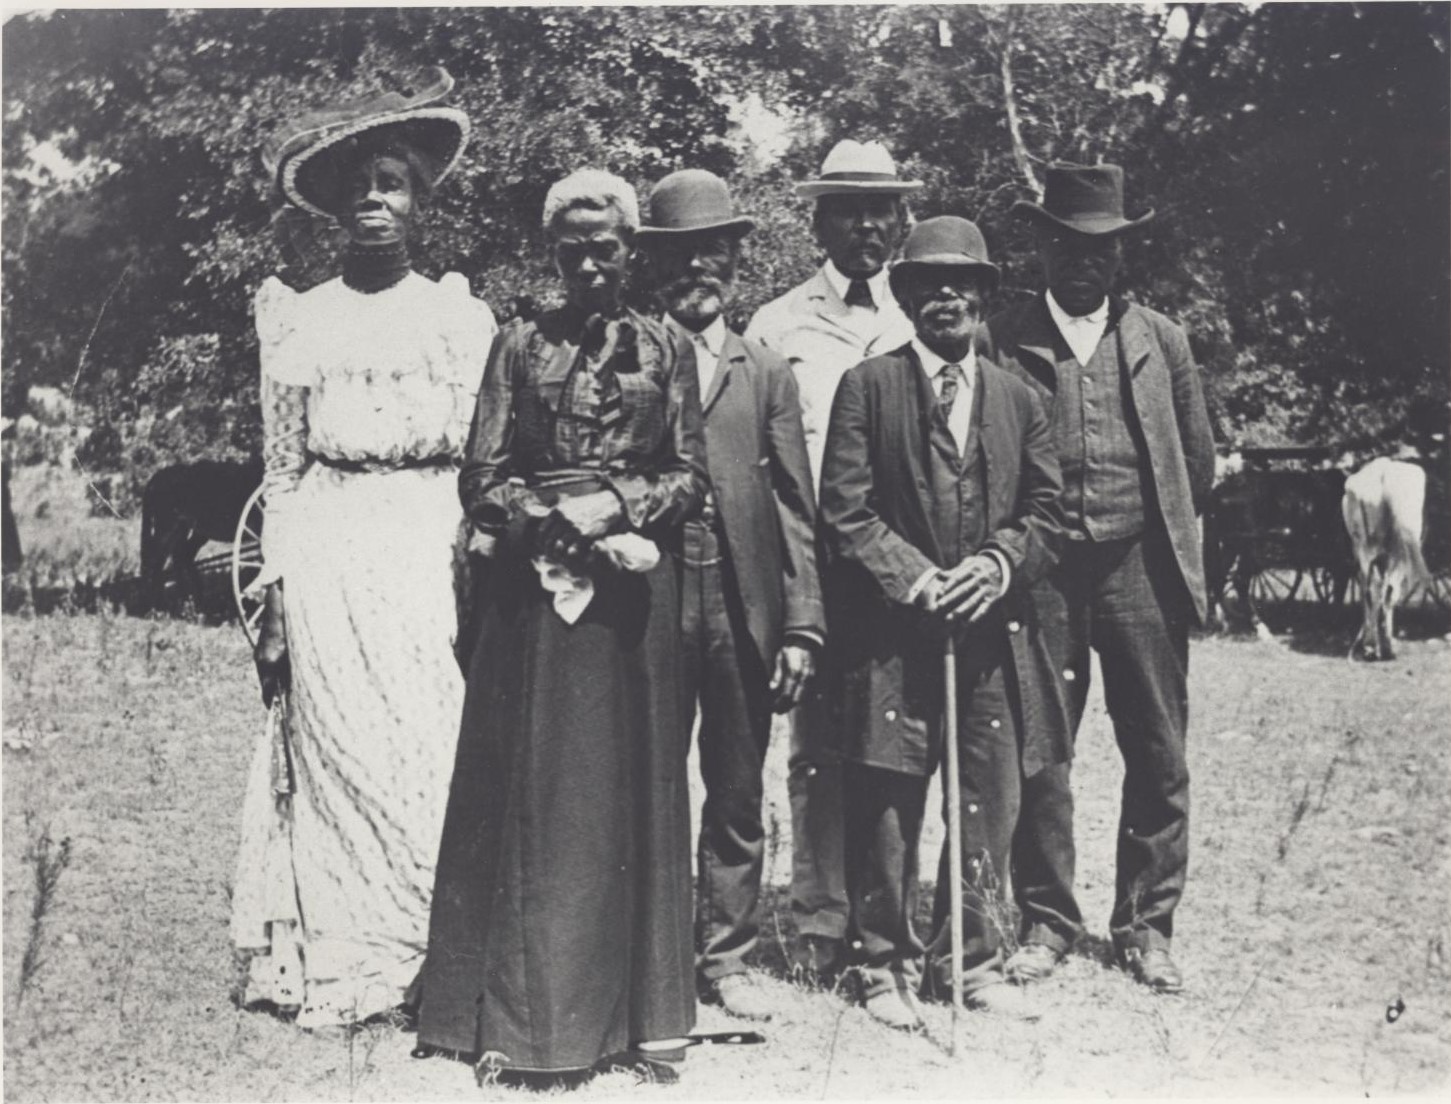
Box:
[419,543,695,1071]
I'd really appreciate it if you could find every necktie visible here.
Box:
[938,362,964,420]
[844,278,874,309]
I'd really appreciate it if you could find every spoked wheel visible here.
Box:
[1415,572,1451,612]
[1247,567,1302,611]
[231,483,266,645]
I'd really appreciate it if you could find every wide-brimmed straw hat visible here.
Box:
[637,170,754,241]
[266,67,470,219]
[888,216,1001,295]
[795,139,924,200]
[1012,162,1154,237]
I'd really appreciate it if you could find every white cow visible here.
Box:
[1342,457,1429,660]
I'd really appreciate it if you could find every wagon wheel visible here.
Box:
[231,483,266,645]
[1418,572,1451,613]
[1247,566,1302,611]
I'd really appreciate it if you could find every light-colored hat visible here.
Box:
[795,139,924,200]
[267,67,470,219]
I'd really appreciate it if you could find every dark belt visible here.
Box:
[312,453,456,475]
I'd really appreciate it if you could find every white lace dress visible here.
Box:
[230,271,496,1027]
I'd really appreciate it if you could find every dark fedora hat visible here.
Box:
[888,216,1001,295]
[266,67,470,219]
[637,169,754,241]
[1012,162,1154,236]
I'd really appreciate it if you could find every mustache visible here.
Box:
[662,274,726,297]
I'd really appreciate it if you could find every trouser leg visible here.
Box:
[787,692,848,941]
[924,652,1022,997]
[1011,559,1090,952]
[694,561,774,981]
[1091,531,1191,954]
[843,763,925,1000]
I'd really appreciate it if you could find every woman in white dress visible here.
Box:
[230,72,497,1028]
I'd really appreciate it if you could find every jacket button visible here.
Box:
[1007,620,1022,634]
[1063,668,1077,682]
[990,718,1001,729]
[885,709,897,722]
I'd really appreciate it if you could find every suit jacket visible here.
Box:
[818,343,1066,777]
[745,266,915,488]
[978,295,1216,624]
[696,330,825,668]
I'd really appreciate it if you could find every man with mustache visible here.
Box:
[638,170,824,1021]
[978,163,1214,994]
[744,140,919,982]
[818,217,1064,1029]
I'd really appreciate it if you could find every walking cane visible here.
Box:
[942,632,965,1055]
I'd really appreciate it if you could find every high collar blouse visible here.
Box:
[459,306,708,541]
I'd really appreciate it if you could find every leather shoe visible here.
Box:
[1121,946,1184,994]
[964,980,1041,1020]
[863,990,923,1032]
[707,974,774,1022]
[1005,942,1063,984]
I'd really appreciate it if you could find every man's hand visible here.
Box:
[769,642,816,713]
[934,554,1007,623]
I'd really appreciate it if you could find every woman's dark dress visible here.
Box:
[419,308,707,1071]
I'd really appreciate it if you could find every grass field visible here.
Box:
[3,601,1449,1100]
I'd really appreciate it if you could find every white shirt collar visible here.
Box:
[1045,289,1109,328]
[823,261,891,311]
[1045,290,1110,366]
[668,314,727,362]
[910,337,977,384]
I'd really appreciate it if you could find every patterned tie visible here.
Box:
[844,278,874,309]
[938,362,964,420]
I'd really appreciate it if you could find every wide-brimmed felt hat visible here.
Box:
[1012,162,1154,237]
[267,67,470,219]
[795,139,924,200]
[637,169,754,241]
[888,216,1001,295]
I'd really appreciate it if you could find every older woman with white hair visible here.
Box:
[417,168,708,1080]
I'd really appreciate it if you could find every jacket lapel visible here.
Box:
[1011,295,1066,392]
[900,346,944,564]
[703,332,745,416]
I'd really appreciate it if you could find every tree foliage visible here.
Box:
[3,3,1446,489]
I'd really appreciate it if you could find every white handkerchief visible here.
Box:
[532,533,661,624]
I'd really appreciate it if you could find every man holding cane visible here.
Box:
[818,217,1064,1029]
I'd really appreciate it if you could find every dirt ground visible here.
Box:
[3,607,1449,1100]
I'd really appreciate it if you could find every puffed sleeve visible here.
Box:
[437,272,499,452]
[252,278,310,589]
[602,325,708,537]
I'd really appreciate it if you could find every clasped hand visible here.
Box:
[915,553,1006,623]
[531,490,624,571]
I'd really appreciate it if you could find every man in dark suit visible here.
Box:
[819,216,1064,1029]
[978,163,1215,993]
[638,170,825,1021]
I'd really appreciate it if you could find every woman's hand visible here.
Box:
[253,584,290,706]
[554,490,623,539]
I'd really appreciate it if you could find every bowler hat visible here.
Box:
[888,216,1001,295]
[1012,162,1154,236]
[637,170,754,241]
[267,67,470,219]
[795,139,924,200]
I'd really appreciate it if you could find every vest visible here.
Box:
[926,379,989,567]
[1054,319,1149,540]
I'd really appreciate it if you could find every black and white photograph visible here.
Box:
[2,2,1448,1099]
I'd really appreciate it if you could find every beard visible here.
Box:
[663,277,726,324]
